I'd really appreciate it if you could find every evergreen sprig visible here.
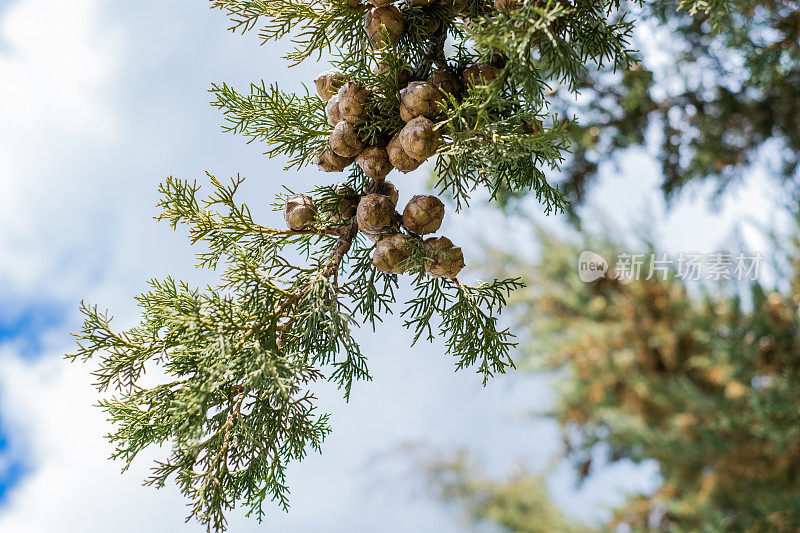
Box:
[71,0,642,529]
[434,92,572,211]
[211,83,329,169]
[210,0,637,210]
[71,175,522,529]
[402,276,523,384]
[212,0,370,65]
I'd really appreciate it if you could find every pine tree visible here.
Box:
[439,220,800,532]
[67,0,638,530]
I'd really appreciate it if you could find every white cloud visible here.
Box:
[0,0,115,134]
[0,0,119,297]
[0,343,205,533]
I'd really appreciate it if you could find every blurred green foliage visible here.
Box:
[438,220,800,531]
[495,0,800,216]
[424,451,591,533]
[431,3,800,527]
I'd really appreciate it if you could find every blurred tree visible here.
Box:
[435,1,800,529]
[423,450,592,533]
[496,0,800,215]
[435,221,800,532]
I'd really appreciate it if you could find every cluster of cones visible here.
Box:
[284,190,464,279]
[279,0,523,280]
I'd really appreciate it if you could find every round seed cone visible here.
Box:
[424,236,465,278]
[356,146,394,181]
[314,69,345,101]
[428,69,461,96]
[402,194,445,234]
[326,95,342,127]
[372,179,399,206]
[316,145,355,172]
[364,5,404,48]
[284,194,317,231]
[399,81,444,122]
[356,193,395,233]
[330,183,359,222]
[330,120,365,158]
[373,233,415,274]
[462,62,502,88]
[494,0,517,10]
[440,0,469,15]
[399,117,440,161]
[337,81,369,124]
[387,133,424,173]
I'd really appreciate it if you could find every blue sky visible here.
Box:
[0,1,782,532]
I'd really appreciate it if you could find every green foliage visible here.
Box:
[467,0,636,92]
[403,276,524,383]
[212,82,329,169]
[424,450,591,533]
[434,99,571,211]
[212,0,371,65]
[440,218,800,532]
[212,0,637,213]
[543,0,800,215]
[70,176,520,529]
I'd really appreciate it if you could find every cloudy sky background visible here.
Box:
[0,0,784,531]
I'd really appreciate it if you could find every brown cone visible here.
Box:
[316,145,355,172]
[402,195,445,234]
[428,69,461,96]
[462,63,501,88]
[329,120,365,158]
[373,179,399,206]
[373,233,415,274]
[441,0,469,15]
[330,183,358,222]
[366,0,392,6]
[423,236,465,278]
[335,182,356,196]
[522,118,543,134]
[357,193,395,233]
[356,146,393,181]
[421,13,440,34]
[494,0,517,10]
[387,134,423,173]
[337,81,369,124]
[284,194,317,231]
[399,81,444,122]
[399,117,440,161]
[326,95,342,127]
[364,5,404,48]
[314,70,345,102]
